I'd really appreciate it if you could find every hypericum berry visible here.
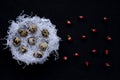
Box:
[63,56,68,61]
[103,17,108,21]
[66,20,72,25]
[107,36,112,41]
[105,62,111,67]
[92,49,97,53]
[81,34,87,39]
[74,52,80,57]
[79,16,84,20]
[85,61,89,67]
[91,28,97,33]
[105,49,109,55]
[67,35,72,42]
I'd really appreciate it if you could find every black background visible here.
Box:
[0,0,120,80]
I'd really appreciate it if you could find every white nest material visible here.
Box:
[6,14,61,65]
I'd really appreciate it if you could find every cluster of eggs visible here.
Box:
[13,24,49,57]
[6,15,60,65]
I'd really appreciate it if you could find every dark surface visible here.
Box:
[0,0,120,80]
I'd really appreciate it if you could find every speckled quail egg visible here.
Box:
[28,37,36,45]
[39,42,48,51]
[18,28,28,37]
[33,51,43,58]
[29,23,37,33]
[41,29,49,37]
[13,37,21,46]
[19,45,27,53]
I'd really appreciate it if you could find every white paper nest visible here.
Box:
[6,14,61,65]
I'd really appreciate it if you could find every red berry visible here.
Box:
[91,28,97,33]
[79,16,84,19]
[107,36,112,41]
[103,17,108,21]
[63,56,68,61]
[85,61,89,66]
[92,49,97,53]
[66,20,71,25]
[74,53,80,57]
[105,62,111,67]
[68,37,72,41]
[82,35,87,39]
[67,35,72,41]
[105,49,109,55]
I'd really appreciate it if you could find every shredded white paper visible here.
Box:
[6,14,61,65]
